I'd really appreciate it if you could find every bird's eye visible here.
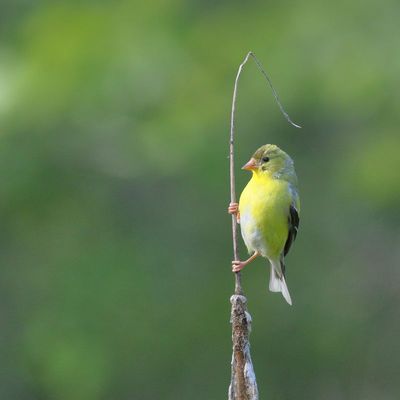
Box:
[262,156,270,162]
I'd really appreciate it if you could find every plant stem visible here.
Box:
[228,52,259,400]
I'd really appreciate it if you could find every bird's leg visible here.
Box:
[232,252,260,272]
[228,202,240,223]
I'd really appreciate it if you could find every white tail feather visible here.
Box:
[269,265,281,292]
[268,263,292,305]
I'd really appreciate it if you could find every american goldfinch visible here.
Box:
[228,144,300,305]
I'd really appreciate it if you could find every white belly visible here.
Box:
[240,209,268,256]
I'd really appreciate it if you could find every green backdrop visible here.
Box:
[1,0,399,398]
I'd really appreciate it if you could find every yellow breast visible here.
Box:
[239,172,291,258]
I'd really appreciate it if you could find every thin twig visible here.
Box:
[249,52,302,129]
[228,51,300,400]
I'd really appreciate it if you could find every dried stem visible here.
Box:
[228,51,300,400]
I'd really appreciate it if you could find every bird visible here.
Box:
[228,144,300,305]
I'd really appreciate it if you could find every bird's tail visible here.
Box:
[268,259,292,305]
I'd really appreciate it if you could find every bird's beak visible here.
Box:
[242,158,258,171]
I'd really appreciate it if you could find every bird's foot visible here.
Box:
[231,252,260,272]
[227,202,239,215]
[232,260,247,272]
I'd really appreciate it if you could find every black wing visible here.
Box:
[284,204,299,257]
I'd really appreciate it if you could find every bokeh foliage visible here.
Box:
[1,0,399,399]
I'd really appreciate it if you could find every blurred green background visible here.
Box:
[1,0,399,399]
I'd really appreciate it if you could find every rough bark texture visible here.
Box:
[228,295,258,400]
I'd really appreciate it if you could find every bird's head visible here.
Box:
[242,144,294,178]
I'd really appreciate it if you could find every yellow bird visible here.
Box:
[228,144,300,305]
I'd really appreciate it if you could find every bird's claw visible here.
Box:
[232,260,246,272]
[228,202,239,215]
